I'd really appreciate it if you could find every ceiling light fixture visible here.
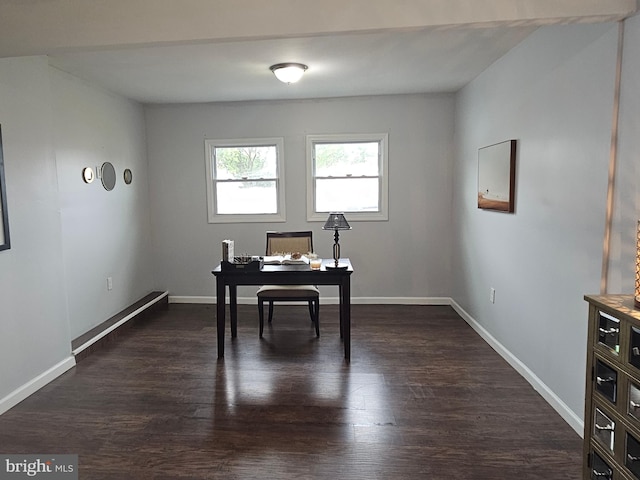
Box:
[269,63,308,84]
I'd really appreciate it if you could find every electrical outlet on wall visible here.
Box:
[490,287,496,303]
[107,277,113,291]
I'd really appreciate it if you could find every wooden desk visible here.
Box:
[212,259,353,361]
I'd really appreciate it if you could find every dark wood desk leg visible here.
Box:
[342,277,351,361]
[338,285,344,339]
[216,279,226,359]
[230,285,238,338]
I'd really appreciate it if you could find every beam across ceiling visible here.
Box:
[0,0,636,57]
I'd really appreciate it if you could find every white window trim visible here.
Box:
[306,133,389,222]
[205,137,286,223]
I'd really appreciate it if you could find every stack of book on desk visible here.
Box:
[221,239,234,263]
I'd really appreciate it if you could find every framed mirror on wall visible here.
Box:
[101,162,116,191]
[0,125,11,251]
[477,139,517,213]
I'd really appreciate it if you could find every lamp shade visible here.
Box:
[270,63,308,84]
[322,213,351,231]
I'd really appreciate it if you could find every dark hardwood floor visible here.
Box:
[0,304,582,479]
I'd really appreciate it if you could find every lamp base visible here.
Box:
[326,263,349,270]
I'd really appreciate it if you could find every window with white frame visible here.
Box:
[306,133,388,221]
[205,138,285,223]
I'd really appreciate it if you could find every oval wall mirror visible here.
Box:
[101,162,116,191]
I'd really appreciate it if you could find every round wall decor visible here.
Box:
[101,162,116,191]
[82,167,95,184]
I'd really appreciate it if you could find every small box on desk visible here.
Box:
[220,257,264,272]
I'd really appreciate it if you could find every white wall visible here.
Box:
[145,94,455,301]
[608,13,640,292]
[50,68,154,339]
[0,57,72,404]
[0,57,156,411]
[452,22,622,422]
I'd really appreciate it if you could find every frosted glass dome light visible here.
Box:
[270,63,308,84]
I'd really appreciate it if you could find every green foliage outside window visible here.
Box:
[215,146,271,179]
[315,142,379,176]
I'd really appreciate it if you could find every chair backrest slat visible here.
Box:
[266,231,313,255]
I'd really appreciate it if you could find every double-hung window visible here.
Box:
[306,133,388,221]
[205,138,285,223]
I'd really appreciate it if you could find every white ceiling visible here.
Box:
[1,0,636,104]
[47,26,538,104]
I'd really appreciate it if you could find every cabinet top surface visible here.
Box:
[585,294,640,321]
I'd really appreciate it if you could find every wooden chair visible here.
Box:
[257,231,319,338]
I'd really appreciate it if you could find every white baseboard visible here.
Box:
[348,297,452,305]
[170,295,216,304]
[450,299,584,437]
[0,356,76,416]
[169,295,452,305]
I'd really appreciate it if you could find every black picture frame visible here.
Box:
[0,125,11,251]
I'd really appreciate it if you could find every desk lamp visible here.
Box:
[323,213,351,269]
